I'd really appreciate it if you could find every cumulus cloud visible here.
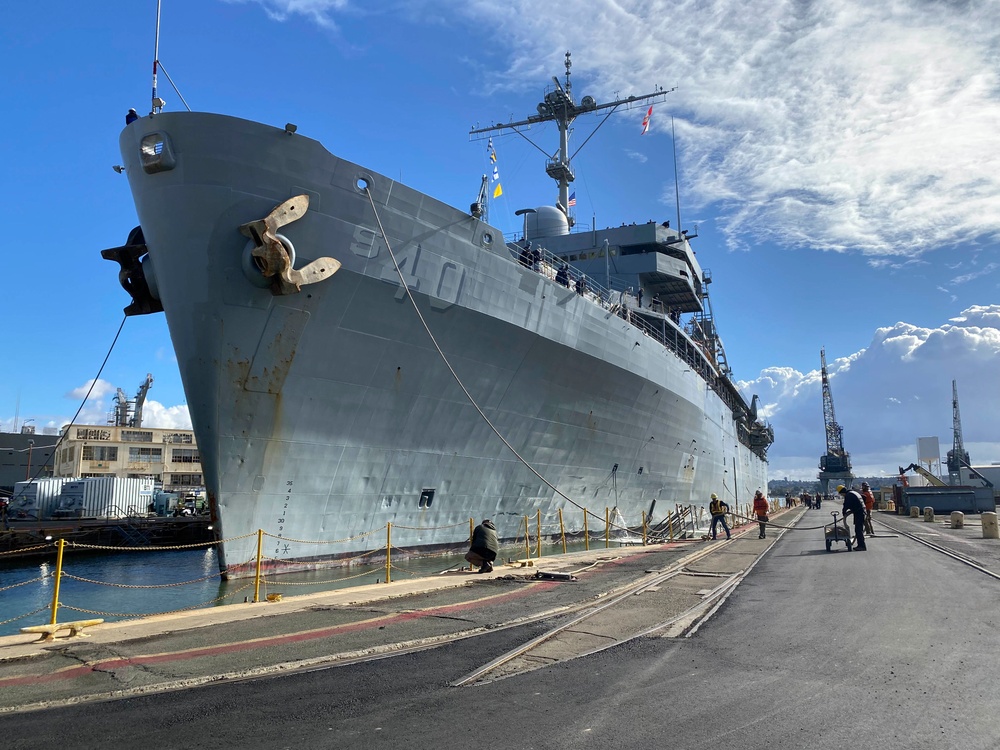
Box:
[253,0,1000,260]
[141,402,193,430]
[740,304,1000,479]
[66,379,116,402]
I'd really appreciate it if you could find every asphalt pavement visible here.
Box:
[0,509,797,714]
[5,505,1000,750]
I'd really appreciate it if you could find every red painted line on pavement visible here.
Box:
[0,581,558,689]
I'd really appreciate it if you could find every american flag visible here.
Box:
[567,191,577,207]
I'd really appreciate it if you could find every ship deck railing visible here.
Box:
[506,240,765,457]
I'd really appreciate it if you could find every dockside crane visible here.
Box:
[818,347,853,497]
[945,380,994,489]
[946,379,969,486]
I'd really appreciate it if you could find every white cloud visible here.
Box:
[740,304,1000,480]
[225,0,350,29]
[141,401,193,430]
[236,2,1000,259]
[353,0,1000,260]
[66,379,116,402]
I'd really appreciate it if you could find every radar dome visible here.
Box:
[524,205,569,240]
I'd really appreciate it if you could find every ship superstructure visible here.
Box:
[104,55,772,576]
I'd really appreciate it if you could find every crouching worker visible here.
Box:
[466,519,499,573]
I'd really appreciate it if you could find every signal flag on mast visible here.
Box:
[641,105,653,135]
[488,138,503,198]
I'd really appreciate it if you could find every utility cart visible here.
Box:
[824,511,853,552]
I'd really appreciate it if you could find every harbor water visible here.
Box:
[0,537,618,637]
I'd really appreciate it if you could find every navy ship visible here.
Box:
[103,52,772,577]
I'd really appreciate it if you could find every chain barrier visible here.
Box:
[262,567,380,586]
[0,575,47,594]
[59,583,254,620]
[0,543,52,557]
[5,501,785,633]
[0,605,50,627]
[62,570,224,589]
[391,520,468,531]
[262,527,382,544]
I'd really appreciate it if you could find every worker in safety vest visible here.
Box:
[860,482,876,536]
[753,490,770,539]
[709,493,731,540]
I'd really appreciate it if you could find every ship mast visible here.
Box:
[470,52,673,220]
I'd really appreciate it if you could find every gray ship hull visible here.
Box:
[115,112,768,574]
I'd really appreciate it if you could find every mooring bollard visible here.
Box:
[910,506,920,518]
[923,506,935,522]
[982,512,999,539]
[950,511,964,529]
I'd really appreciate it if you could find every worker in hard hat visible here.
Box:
[709,493,731,540]
[838,485,868,551]
[860,482,876,536]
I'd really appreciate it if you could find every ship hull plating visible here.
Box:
[119,113,767,574]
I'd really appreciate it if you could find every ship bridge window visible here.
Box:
[139,133,176,174]
[419,489,435,508]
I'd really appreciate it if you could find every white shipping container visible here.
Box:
[57,477,157,518]
[10,478,75,520]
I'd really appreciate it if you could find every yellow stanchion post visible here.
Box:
[605,506,610,549]
[253,529,263,603]
[558,508,567,554]
[668,512,674,542]
[386,523,392,584]
[49,538,65,625]
[584,508,590,551]
[536,509,542,558]
[523,516,530,560]
[642,511,647,546]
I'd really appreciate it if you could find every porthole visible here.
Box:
[482,232,494,247]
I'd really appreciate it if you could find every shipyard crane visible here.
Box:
[946,379,969,485]
[132,373,154,429]
[817,347,853,497]
[944,380,994,489]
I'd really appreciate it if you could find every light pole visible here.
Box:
[25,439,34,481]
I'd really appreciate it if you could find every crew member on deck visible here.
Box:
[125,108,139,125]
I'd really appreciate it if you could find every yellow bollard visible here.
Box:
[642,511,647,546]
[253,529,263,603]
[559,508,567,554]
[668,512,674,542]
[49,538,65,625]
[536,509,542,558]
[584,508,590,551]
[605,507,610,549]
[524,516,531,560]
[386,522,392,584]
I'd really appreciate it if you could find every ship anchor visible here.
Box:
[239,195,340,295]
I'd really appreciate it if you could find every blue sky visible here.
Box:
[2,0,999,481]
